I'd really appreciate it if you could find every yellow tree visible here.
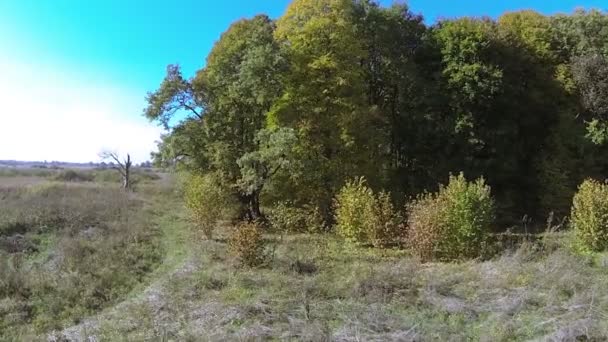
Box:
[269,0,372,216]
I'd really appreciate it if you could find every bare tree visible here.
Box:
[99,151,133,189]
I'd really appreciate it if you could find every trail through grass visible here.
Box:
[51,183,195,341]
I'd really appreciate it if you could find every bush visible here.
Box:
[370,192,404,248]
[228,222,267,267]
[334,178,404,247]
[184,173,238,239]
[570,179,608,252]
[92,169,123,183]
[406,173,495,261]
[268,201,325,233]
[53,169,94,182]
[334,178,379,244]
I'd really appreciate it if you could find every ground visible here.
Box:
[1,168,608,341]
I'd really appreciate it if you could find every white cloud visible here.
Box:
[0,58,164,163]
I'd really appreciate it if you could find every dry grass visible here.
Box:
[4,172,607,341]
[64,228,608,341]
[0,176,165,339]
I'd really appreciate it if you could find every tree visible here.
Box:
[427,14,573,221]
[572,54,608,144]
[150,118,209,170]
[193,15,284,211]
[99,151,133,189]
[269,0,372,217]
[145,15,283,220]
[236,128,298,220]
[353,1,442,196]
[551,9,608,62]
[144,64,203,128]
[143,4,608,229]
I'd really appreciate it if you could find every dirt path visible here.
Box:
[48,193,195,341]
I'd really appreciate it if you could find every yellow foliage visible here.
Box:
[228,222,267,267]
[406,173,495,261]
[184,173,237,239]
[570,179,608,251]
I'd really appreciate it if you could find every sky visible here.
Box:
[0,1,606,163]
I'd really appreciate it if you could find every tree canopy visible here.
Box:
[145,1,608,225]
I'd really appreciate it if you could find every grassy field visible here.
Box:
[0,169,173,340]
[2,169,608,341]
[75,231,608,341]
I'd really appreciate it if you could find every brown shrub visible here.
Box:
[406,173,495,261]
[228,222,267,267]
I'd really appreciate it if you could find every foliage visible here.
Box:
[146,15,284,220]
[144,64,201,128]
[184,173,238,239]
[236,127,298,220]
[334,178,377,244]
[53,169,94,182]
[228,222,267,267]
[370,191,405,248]
[572,54,608,144]
[146,4,608,227]
[334,178,403,247]
[269,0,374,215]
[268,201,325,233]
[406,173,495,261]
[570,179,608,251]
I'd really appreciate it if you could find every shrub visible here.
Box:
[53,169,94,182]
[334,178,379,244]
[406,173,495,261]
[133,169,161,182]
[570,179,608,251]
[184,173,238,239]
[369,192,404,248]
[228,222,267,267]
[268,201,325,233]
[334,178,404,247]
[93,169,123,183]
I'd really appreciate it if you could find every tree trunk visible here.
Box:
[122,154,132,190]
[249,191,262,221]
[239,192,263,222]
[122,170,130,189]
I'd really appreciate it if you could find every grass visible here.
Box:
[0,166,161,186]
[3,171,608,341]
[81,229,608,341]
[0,173,170,340]
[0,168,58,179]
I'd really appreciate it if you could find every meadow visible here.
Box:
[0,168,169,340]
[1,168,607,341]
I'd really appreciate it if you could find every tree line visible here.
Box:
[144,0,608,230]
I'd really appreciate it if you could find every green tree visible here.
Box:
[431,15,566,222]
[572,54,608,144]
[150,118,209,170]
[194,15,284,219]
[353,1,444,196]
[270,0,372,217]
[236,128,298,220]
[145,15,283,220]
[551,9,608,61]
[144,64,203,128]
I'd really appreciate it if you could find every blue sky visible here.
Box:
[0,1,606,162]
